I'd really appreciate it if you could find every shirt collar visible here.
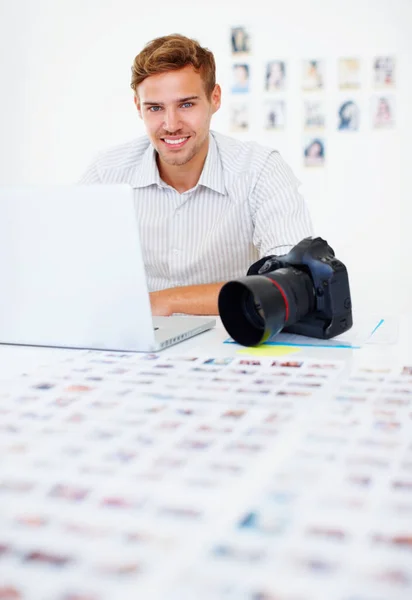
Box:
[129,132,226,195]
[196,132,226,195]
[129,142,163,189]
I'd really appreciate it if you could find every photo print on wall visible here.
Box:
[302,60,324,90]
[371,95,395,129]
[337,100,360,131]
[230,103,249,132]
[265,60,287,91]
[373,56,396,88]
[231,64,250,94]
[338,58,361,89]
[264,100,286,130]
[231,26,251,55]
[304,137,325,167]
[303,100,326,130]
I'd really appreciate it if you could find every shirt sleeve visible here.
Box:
[78,161,102,184]
[250,151,313,258]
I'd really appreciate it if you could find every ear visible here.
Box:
[210,84,221,114]
[134,94,143,120]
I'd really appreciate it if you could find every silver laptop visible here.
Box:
[0,184,215,351]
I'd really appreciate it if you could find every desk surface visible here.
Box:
[1,316,412,599]
[0,314,410,376]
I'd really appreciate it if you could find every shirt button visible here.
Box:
[173,248,179,254]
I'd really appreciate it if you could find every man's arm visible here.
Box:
[150,282,226,316]
[251,151,313,257]
[78,161,101,184]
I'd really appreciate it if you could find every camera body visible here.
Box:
[247,236,352,339]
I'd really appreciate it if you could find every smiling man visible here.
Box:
[80,34,313,316]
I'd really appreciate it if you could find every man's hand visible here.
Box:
[149,282,226,316]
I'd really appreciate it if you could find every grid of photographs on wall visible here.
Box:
[229,26,251,132]
[228,28,397,168]
[300,55,397,168]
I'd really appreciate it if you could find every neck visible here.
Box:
[157,137,209,194]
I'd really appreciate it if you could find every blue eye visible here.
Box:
[181,102,193,108]
[149,106,162,112]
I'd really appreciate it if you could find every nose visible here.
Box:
[163,108,182,133]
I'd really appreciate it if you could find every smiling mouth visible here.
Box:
[161,136,190,148]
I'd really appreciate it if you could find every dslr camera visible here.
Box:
[218,237,353,347]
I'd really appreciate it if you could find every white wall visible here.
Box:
[1,0,411,315]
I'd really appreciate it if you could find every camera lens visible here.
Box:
[242,290,265,329]
[218,268,315,346]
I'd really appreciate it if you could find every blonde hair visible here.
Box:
[130,34,216,98]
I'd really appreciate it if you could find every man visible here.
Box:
[80,34,313,316]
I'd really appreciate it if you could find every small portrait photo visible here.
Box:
[298,372,327,379]
[32,382,55,390]
[23,549,72,567]
[276,390,310,397]
[141,353,159,360]
[338,58,361,89]
[15,514,49,528]
[273,360,303,368]
[265,60,286,91]
[61,592,100,600]
[225,440,264,454]
[49,483,90,502]
[359,366,390,374]
[371,95,395,129]
[212,542,267,564]
[231,63,250,93]
[229,367,257,375]
[238,510,289,535]
[94,561,141,577]
[0,479,35,493]
[231,26,251,55]
[221,409,246,419]
[229,103,249,132]
[373,56,396,87]
[101,495,146,510]
[65,384,94,393]
[177,438,213,451]
[288,380,322,388]
[264,100,286,130]
[309,362,339,369]
[191,366,219,373]
[236,387,270,395]
[208,461,243,474]
[157,504,203,520]
[239,359,261,366]
[337,100,360,131]
[302,59,324,90]
[203,357,233,366]
[303,138,325,167]
[303,100,326,130]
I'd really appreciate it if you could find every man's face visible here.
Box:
[135,65,221,167]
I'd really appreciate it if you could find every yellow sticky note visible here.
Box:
[237,345,301,357]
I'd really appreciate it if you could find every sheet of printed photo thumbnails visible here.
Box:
[1,346,412,600]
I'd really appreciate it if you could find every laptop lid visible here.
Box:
[0,184,161,351]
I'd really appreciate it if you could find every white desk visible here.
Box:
[0,313,410,378]
[1,316,412,600]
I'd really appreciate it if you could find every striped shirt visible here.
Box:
[80,131,313,292]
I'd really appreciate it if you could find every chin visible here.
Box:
[163,155,192,167]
